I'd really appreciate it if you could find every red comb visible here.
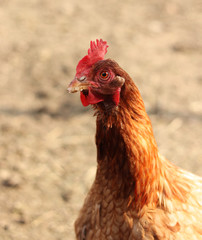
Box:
[76,39,108,78]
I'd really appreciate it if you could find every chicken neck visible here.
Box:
[94,77,190,211]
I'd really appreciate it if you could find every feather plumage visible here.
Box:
[68,40,202,240]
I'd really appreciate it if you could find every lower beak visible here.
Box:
[67,77,89,93]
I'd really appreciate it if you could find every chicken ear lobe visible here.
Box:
[110,76,125,105]
[112,88,121,105]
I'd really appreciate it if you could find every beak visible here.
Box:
[67,76,89,93]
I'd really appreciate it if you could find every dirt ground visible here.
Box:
[0,0,202,239]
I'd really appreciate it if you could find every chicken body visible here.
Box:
[68,40,202,240]
[74,89,202,239]
[75,157,202,240]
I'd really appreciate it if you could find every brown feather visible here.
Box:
[74,59,202,240]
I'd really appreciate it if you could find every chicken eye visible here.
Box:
[100,71,109,80]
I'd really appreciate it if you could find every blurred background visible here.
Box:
[0,0,201,239]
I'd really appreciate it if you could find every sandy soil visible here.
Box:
[0,0,202,239]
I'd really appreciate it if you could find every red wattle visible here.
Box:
[80,89,104,107]
[80,88,121,107]
[80,92,90,106]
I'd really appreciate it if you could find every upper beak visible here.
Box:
[67,76,89,93]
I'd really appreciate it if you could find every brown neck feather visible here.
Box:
[95,74,190,211]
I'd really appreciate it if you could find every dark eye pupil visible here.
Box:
[101,72,108,78]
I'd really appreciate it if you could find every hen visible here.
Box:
[68,39,202,240]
